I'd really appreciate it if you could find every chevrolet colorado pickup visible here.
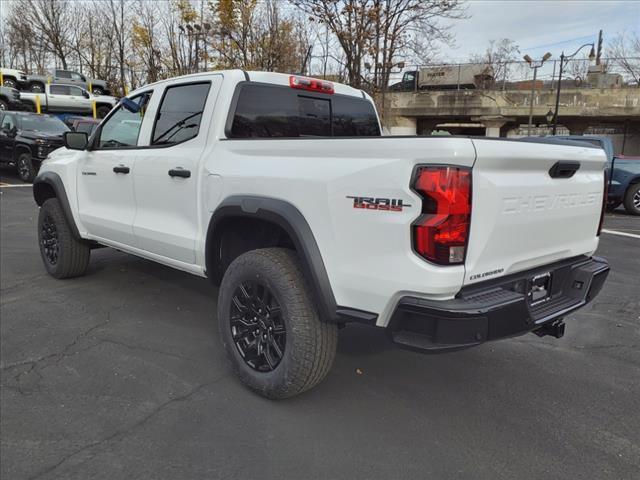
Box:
[32,71,610,398]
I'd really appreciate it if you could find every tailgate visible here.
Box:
[464,139,606,285]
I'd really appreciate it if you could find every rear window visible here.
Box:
[229,83,380,138]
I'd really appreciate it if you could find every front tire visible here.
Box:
[0,99,7,111]
[38,198,90,279]
[17,153,36,182]
[623,183,640,216]
[218,248,337,399]
[30,82,44,93]
[2,77,17,89]
[92,87,104,95]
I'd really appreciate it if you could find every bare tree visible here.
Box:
[470,38,520,86]
[107,0,131,95]
[294,0,466,89]
[293,0,376,88]
[23,0,74,70]
[367,0,467,91]
[608,31,640,85]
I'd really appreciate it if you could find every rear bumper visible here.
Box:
[388,256,609,352]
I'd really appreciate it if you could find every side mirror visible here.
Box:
[64,131,88,151]
[82,90,90,99]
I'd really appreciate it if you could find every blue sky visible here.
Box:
[444,0,640,60]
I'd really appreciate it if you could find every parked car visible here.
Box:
[65,116,101,136]
[0,86,22,111]
[0,67,29,90]
[32,70,609,398]
[20,84,117,118]
[551,136,640,215]
[0,111,69,182]
[27,69,111,95]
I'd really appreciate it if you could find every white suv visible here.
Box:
[32,71,610,398]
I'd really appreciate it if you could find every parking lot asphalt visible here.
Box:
[1,179,639,480]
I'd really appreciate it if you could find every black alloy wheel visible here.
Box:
[40,214,59,266]
[229,281,285,372]
[17,154,34,182]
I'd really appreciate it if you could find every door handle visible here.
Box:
[168,168,191,178]
[113,165,130,174]
[549,161,580,179]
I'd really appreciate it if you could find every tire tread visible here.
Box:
[38,198,90,279]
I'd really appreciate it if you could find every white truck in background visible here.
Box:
[32,70,610,398]
[19,83,117,118]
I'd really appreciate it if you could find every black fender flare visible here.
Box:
[32,171,81,239]
[206,195,378,324]
[206,195,339,322]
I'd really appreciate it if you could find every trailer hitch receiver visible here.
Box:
[533,319,566,339]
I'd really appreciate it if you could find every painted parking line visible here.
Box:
[601,229,640,239]
[0,183,32,188]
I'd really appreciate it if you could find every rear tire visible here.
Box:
[0,99,7,111]
[218,248,337,399]
[30,82,44,93]
[92,87,104,95]
[623,183,640,216]
[38,198,90,279]
[17,152,36,182]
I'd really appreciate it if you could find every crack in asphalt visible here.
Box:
[98,338,200,363]
[7,318,111,395]
[26,373,229,480]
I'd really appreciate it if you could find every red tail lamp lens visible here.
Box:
[413,166,472,265]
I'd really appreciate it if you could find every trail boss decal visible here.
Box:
[346,196,411,212]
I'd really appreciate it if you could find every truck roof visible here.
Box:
[131,70,367,99]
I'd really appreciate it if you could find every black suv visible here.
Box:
[0,112,69,182]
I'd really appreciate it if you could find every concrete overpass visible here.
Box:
[385,87,640,138]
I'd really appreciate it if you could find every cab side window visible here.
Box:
[151,82,211,146]
[68,86,85,97]
[96,92,153,149]
[1,114,16,131]
[50,85,71,95]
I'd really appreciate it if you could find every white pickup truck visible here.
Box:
[32,71,610,398]
[20,83,117,118]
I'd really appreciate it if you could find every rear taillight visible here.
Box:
[412,166,472,265]
[289,75,334,94]
[597,170,608,236]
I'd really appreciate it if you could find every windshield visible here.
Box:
[20,116,70,135]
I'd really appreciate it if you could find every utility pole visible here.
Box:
[596,29,603,66]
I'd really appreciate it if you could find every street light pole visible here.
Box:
[552,43,596,135]
[551,53,565,135]
[524,52,551,136]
